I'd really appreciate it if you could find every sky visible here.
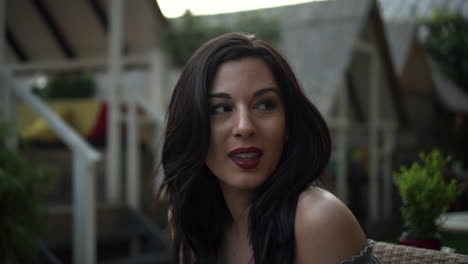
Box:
[157,0,325,18]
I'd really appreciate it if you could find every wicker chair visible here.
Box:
[373,242,468,264]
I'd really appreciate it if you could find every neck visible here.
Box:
[219,183,254,236]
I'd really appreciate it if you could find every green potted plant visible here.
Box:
[33,71,96,99]
[393,149,458,250]
[0,122,57,262]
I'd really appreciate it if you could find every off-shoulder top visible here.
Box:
[341,240,381,264]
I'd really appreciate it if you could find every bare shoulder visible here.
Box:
[294,187,367,264]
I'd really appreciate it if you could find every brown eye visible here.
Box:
[257,100,277,111]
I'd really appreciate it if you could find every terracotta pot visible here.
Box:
[398,231,442,250]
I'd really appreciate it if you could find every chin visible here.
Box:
[219,174,269,192]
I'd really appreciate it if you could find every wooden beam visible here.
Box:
[6,25,29,62]
[9,53,151,73]
[32,0,77,59]
[87,0,129,55]
[88,0,108,31]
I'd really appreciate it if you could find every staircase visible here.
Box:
[1,67,170,264]
[42,204,170,264]
[22,143,170,264]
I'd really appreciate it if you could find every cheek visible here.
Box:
[205,145,218,178]
[206,138,216,165]
[260,116,286,170]
[205,124,225,167]
[268,116,286,147]
[274,119,287,163]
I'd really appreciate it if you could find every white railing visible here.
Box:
[0,67,101,264]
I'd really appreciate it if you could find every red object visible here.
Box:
[86,102,108,142]
[85,102,147,142]
[228,147,263,169]
[399,236,442,250]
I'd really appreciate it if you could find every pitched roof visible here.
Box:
[431,60,468,115]
[280,0,372,115]
[278,0,406,124]
[384,22,416,75]
[382,3,468,115]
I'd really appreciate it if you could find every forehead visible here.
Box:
[210,57,278,94]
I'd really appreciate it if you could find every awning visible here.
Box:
[5,0,166,72]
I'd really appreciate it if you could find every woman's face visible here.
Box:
[205,57,286,194]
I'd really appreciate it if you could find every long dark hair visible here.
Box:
[159,32,331,264]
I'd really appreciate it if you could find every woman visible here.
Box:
[159,32,380,264]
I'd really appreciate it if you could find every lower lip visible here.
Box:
[229,155,261,169]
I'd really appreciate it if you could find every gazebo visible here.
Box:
[386,21,468,160]
[278,0,407,223]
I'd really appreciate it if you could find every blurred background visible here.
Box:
[1,0,467,263]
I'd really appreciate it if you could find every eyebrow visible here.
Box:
[208,87,280,99]
[253,87,280,97]
[208,93,231,99]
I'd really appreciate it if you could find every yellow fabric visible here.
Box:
[17,99,153,143]
[20,108,72,141]
[17,99,101,142]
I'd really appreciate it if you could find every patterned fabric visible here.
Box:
[373,241,468,264]
[199,239,382,263]
[341,240,381,264]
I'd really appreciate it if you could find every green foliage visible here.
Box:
[393,149,458,239]
[419,10,468,93]
[162,10,281,67]
[34,71,95,99]
[0,122,57,263]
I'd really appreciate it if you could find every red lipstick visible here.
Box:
[228,147,263,169]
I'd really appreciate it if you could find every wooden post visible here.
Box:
[368,48,381,222]
[126,97,140,210]
[336,78,349,203]
[148,49,166,196]
[73,154,96,264]
[382,121,396,218]
[106,0,124,202]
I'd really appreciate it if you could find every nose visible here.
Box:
[232,107,256,138]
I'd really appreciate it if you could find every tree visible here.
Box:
[162,10,281,68]
[420,10,468,93]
